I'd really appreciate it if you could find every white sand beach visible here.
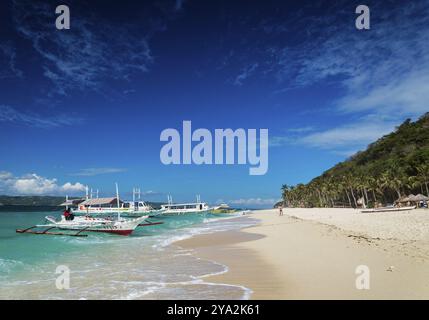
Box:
[177,208,429,299]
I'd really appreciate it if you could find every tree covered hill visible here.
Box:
[281,112,429,208]
[0,195,164,211]
[0,195,67,206]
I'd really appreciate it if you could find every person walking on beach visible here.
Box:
[279,205,284,216]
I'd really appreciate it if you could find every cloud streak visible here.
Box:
[0,105,83,128]
[0,43,23,79]
[12,0,154,96]
[71,168,127,177]
[227,1,429,153]
[268,1,429,118]
[234,63,259,86]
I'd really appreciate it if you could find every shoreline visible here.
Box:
[176,208,429,299]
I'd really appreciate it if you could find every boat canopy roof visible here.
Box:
[80,197,123,206]
[60,198,84,206]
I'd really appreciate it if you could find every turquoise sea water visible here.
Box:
[0,211,256,299]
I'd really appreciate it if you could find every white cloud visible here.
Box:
[265,2,429,154]
[141,190,161,196]
[61,182,86,193]
[297,121,397,150]
[338,70,429,117]
[275,1,429,119]
[270,118,398,154]
[0,171,85,195]
[0,171,13,180]
[71,167,127,177]
[225,1,429,153]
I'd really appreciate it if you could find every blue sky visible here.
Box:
[0,0,428,207]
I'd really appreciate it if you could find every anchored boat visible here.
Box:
[16,215,149,237]
[160,195,211,215]
[72,187,162,217]
[16,183,163,237]
[360,205,416,213]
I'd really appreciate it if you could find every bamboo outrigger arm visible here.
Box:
[16,226,88,237]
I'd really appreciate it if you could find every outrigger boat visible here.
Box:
[16,184,163,237]
[16,215,152,237]
[71,187,163,217]
[360,205,416,213]
[160,195,211,216]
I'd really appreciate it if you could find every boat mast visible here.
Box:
[116,183,120,220]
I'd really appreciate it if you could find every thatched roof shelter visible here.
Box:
[413,194,429,201]
[396,194,428,203]
[396,195,414,203]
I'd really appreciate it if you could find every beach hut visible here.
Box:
[396,194,428,208]
[413,194,429,208]
[395,194,414,207]
[413,194,429,201]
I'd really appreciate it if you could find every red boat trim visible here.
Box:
[86,229,134,236]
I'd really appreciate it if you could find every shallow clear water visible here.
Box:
[0,211,256,299]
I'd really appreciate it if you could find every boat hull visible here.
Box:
[58,227,134,236]
[360,206,416,213]
[159,210,210,216]
[40,215,149,236]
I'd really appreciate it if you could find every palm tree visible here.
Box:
[416,164,429,196]
[344,173,358,208]
[367,176,381,206]
[281,184,290,206]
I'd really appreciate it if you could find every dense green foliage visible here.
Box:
[281,113,429,208]
[0,195,67,206]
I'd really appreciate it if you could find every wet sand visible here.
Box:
[176,209,429,299]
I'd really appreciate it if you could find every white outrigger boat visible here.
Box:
[160,195,211,216]
[72,187,162,217]
[16,184,163,237]
[360,205,416,213]
[16,215,151,237]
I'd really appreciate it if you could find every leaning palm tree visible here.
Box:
[343,173,358,208]
[281,184,290,207]
[416,164,429,196]
[367,176,381,206]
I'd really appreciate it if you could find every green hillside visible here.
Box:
[280,112,429,208]
[0,195,164,211]
[0,195,66,206]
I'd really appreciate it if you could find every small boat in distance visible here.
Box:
[360,205,416,213]
[160,195,210,215]
[210,203,237,214]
